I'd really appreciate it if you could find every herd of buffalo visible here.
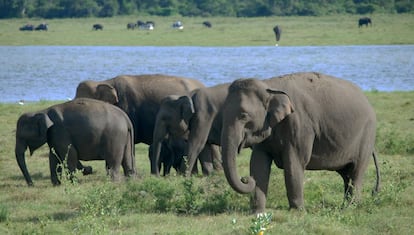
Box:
[15,71,380,213]
[19,17,372,47]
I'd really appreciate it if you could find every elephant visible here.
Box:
[220,72,381,213]
[151,83,229,176]
[273,25,281,43]
[75,74,204,173]
[149,137,187,176]
[92,24,103,30]
[358,17,372,27]
[149,136,209,176]
[15,98,136,186]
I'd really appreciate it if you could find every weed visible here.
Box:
[80,183,121,217]
[176,177,203,214]
[249,212,273,235]
[0,204,8,222]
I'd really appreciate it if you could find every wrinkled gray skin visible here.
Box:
[15,98,136,186]
[220,72,380,213]
[152,83,228,176]
[75,74,204,175]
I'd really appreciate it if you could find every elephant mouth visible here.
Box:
[238,135,247,154]
[168,126,189,139]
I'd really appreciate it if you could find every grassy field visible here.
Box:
[1,13,413,234]
[0,14,414,46]
[0,92,413,234]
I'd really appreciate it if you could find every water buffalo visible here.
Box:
[358,17,372,27]
[127,23,136,30]
[203,21,212,28]
[19,24,34,31]
[92,24,103,30]
[35,23,48,31]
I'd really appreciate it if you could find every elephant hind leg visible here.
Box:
[337,163,354,202]
[338,161,367,207]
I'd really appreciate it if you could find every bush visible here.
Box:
[80,183,121,217]
[118,175,249,215]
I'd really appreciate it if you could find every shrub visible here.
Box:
[80,183,121,217]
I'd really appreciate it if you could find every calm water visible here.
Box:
[0,45,413,102]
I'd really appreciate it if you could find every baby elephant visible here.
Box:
[15,98,136,186]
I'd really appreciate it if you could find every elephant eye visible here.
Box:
[239,112,249,121]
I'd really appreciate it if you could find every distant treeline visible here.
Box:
[1,0,413,19]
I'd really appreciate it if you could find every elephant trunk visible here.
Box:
[15,139,33,186]
[221,122,255,194]
[150,142,162,176]
[151,120,167,176]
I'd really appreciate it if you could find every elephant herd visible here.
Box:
[15,72,381,213]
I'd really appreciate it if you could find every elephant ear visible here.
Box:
[35,113,53,138]
[96,84,119,104]
[266,89,294,127]
[178,96,195,122]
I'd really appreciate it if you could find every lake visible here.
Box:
[1,45,413,103]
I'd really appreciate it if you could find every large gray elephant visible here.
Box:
[15,98,136,186]
[220,72,380,213]
[75,74,204,175]
[151,83,229,176]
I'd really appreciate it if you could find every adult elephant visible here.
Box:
[358,17,372,27]
[220,72,380,213]
[152,83,229,176]
[75,74,205,174]
[15,98,136,186]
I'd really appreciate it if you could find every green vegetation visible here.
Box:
[1,0,413,18]
[0,92,413,234]
[1,14,414,46]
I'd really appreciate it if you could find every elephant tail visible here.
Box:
[125,123,136,176]
[371,150,381,196]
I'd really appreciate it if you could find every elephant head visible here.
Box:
[75,80,119,104]
[151,95,194,175]
[221,79,294,193]
[15,112,53,186]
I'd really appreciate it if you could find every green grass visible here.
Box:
[1,13,413,234]
[0,92,413,234]
[1,14,414,46]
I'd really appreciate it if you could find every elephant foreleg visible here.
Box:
[199,146,214,176]
[250,147,273,214]
[211,144,223,171]
[49,150,61,185]
[283,146,306,210]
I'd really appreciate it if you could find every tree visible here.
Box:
[0,0,25,18]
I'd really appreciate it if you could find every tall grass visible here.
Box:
[0,91,413,234]
[0,14,413,46]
